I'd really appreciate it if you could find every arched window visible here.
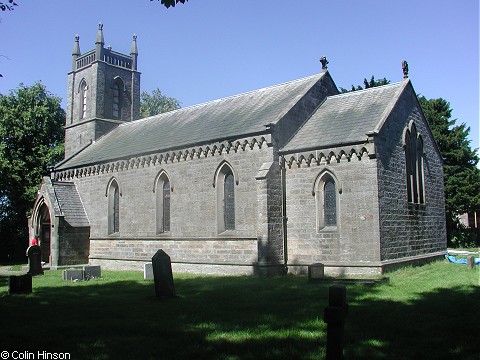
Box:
[324,179,337,226]
[80,80,88,119]
[107,178,120,235]
[404,123,425,204]
[112,77,124,119]
[113,82,120,119]
[155,171,172,234]
[162,181,171,232]
[215,161,237,233]
[314,170,339,230]
[224,171,235,230]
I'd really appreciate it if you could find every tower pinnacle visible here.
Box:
[130,34,138,70]
[71,35,81,70]
[96,22,105,45]
[95,22,105,61]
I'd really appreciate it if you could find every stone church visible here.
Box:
[29,25,446,275]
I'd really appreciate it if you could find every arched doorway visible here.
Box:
[36,203,51,263]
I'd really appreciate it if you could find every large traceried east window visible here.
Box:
[404,122,425,204]
[107,178,120,235]
[215,161,237,233]
[155,171,172,234]
[314,170,339,230]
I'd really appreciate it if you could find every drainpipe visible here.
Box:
[280,155,288,272]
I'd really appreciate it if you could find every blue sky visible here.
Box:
[1,0,478,149]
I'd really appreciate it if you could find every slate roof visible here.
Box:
[280,79,409,153]
[57,73,326,170]
[52,182,89,227]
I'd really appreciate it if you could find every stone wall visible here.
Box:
[57,222,90,265]
[284,153,381,274]
[98,62,141,121]
[89,238,258,272]
[66,66,98,126]
[375,83,447,260]
[64,137,280,274]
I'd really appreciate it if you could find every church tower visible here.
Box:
[65,23,141,158]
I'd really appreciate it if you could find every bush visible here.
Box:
[448,224,479,248]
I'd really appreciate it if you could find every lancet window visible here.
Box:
[404,123,425,204]
[155,171,171,234]
[107,178,120,235]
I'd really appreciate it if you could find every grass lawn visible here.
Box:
[0,260,478,360]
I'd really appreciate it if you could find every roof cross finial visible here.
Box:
[402,60,409,78]
[320,56,329,71]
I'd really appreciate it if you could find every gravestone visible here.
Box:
[27,245,44,276]
[9,274,32,295]
[324,285,348,360]
[83,265,101,278]
[62,269,84,281]
[466,256,475,270]
[152,250,175,298]
[467,255,475,270]
[308,263,325,282]
[144,263,153,280]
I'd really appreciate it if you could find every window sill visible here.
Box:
[218,230,240,237]
[317,226,339,233]
[156,232,172,238]
[407,202,426,207]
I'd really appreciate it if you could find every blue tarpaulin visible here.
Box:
[445,253,480,265]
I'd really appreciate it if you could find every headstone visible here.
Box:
[62,269,84,281]
[27,245,44,276]
[9,274,32,295]
[466,256,475,270]
[308,263,325,282]
[144,263,153,280]
[152,249,175,298]
[324,285,348,360]
[83,265,101,278]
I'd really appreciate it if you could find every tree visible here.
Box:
[419,97,480,246]
[140,88,181,117]
[0,0,17,11]
[340,75,390,93]
[151,0,188,8]
[0,82,65,261]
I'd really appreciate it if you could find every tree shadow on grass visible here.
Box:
[345,285,480,360]
[0,273,478,360]
[0,274,329,360]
